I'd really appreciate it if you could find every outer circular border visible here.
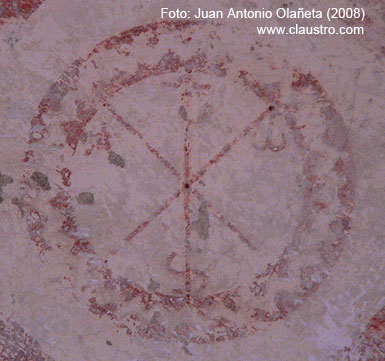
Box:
[21,20,356,343]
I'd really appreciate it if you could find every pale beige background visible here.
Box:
[0,1,384,360]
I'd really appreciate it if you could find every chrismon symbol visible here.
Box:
[106,99,271,294]
[23,21,355,344]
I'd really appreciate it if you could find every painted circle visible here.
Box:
[24,21,355,343]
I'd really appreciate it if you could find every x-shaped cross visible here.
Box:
[107,103,271,292]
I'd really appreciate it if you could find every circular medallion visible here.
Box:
[21,21,355,343]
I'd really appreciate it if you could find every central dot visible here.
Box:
[185,183,190,189]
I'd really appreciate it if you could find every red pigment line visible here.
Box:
[125,190,181,242]
[27,22,201,146]
[28,59,86,144]
[189,107,270,185]
[183,119,193,294]
[238,70,281,104]
[107,105,181,180]
[144,141,181,180]
[192,189,257,251]
[91,20,202,57]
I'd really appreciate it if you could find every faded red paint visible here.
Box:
[60,101,97,153]
[22,150,33,162]
[107,105,181,179]
[57,167,71,187]
[88,297,117,320]
[0,0,46,26]
[331,306,385,360]
[239,70,281,104]
[21,20,356,344]
[291,69,327,99]
[70,240,94,256]
[189,109,270,186]
[24,208,51,252]
[49,191,78,235]
[0,317,54,360]
[183,117,193,294]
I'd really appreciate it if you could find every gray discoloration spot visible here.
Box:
[192,201,210,240]
[11,197,24,215]
[0,172,13,204]
[7,33,20,48]
[77,192,94,205]
[81,132,88,144]
[320,105,348,151]
[147,279,160,292]
[31,171,51,191]
[178,105,188,121]
[0,173,13,187]
[106,340,112,346]
[11,197,22,207]
[150,311,161,324]
[108,151,125,168]
[182,346,193,356]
